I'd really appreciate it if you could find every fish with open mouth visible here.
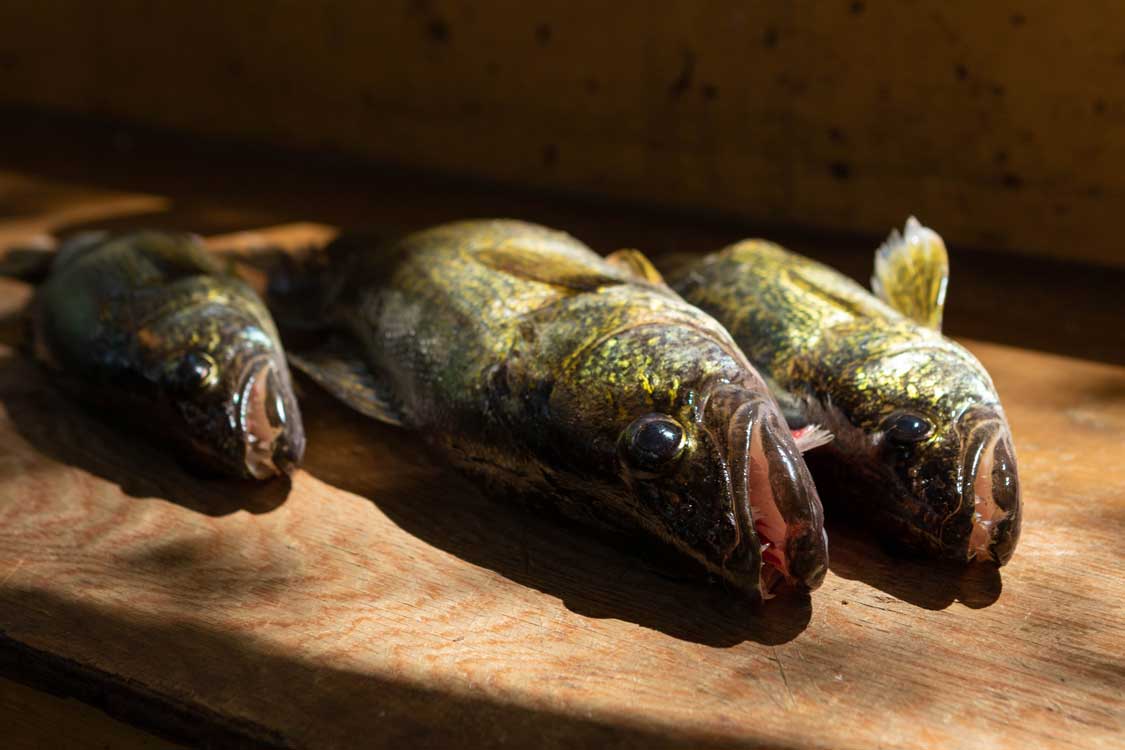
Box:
[10,231,305,479]
[669,218,1021,564]
[285,219,829,599]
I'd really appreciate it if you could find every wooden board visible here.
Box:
[1,678,183,750]
[0,158,1123,749]
[3,2,1125,267]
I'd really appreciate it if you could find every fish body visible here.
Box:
[291,220,828,598]
[670,219,1020,564]
[27,231,305,479]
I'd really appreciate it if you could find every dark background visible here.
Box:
[1,1,1123,269]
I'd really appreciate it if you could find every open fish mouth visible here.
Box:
[713,388,828,597]
[238,357,303,478]
[959,407,1021,564]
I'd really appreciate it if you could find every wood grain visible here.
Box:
[2,2,1125,267]
[0,158,1123,749]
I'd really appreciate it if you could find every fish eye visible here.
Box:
[621,414,686,475]
[884,412,932,444]
[171,350,219,392]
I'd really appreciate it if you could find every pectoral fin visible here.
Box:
[871,217,948,330]
[477,243,633,292]
[288,338,405,425]
[791,425,834,453]
[604,248,668,286]
[765,386,833,452]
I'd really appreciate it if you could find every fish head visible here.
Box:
[562,319,827,599]
[823,345,1021,564]
[143,299,306,479]
[614,383,827,598]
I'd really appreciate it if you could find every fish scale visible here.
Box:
[669,219,1021,564]
[287,219,830,600]
[13,231,306,480]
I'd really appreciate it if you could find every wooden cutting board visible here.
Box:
[0,171,1122,749]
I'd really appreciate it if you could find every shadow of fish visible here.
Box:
[286,220,829,600]
[669,218,1021,565]
[6,231,305,479]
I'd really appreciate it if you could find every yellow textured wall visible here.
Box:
[0,1,1121,266]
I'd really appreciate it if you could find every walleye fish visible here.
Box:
[670,218,1021,564]
[15,231,305,479]
[287,219,828,598]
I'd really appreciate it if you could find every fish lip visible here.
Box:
[958,406,1021,565]
[719,396,766,594]
[756,409,829,591]
[707,386,828,597]
[237,355,304,479]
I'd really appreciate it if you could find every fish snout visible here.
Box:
[712,388,828,596]
[959,406,1021,565]
[270,421,307,477]
[239,358,305,478]
[753,406,829,591]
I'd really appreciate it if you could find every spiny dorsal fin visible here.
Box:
[871,217,949,330]
[288,337,405,426]
[604,248,668,286]
[476,243,632,292]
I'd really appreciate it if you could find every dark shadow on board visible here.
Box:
[0,328,808,648]
[294,381,812,649]
[826,518,1003,611]
[0,352,292,517]
[0,591,776,750]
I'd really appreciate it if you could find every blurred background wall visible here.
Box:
[0,1,1122,266]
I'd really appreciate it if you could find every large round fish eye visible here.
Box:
[883,412,932,444]
[170,350,219,393]
[621,414,686,475]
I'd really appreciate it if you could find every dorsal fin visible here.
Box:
[476,243,630,292]
[871,217,949,330]
[604,248,668,286]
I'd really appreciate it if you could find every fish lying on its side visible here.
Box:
[11,231,305,479]
[669,218,1021,564]
[286,219,829,599]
